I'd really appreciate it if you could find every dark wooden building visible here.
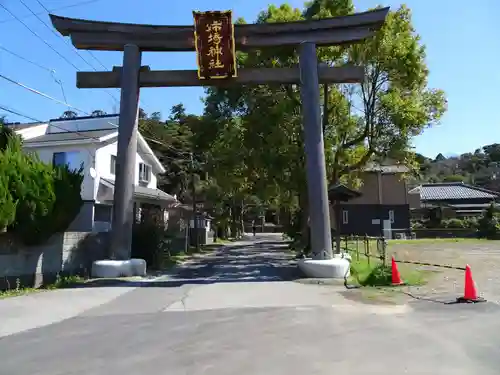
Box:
[329,164,411,237]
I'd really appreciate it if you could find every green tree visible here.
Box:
[60,110,78,119]
[199,1,447,247]
[138,106,195,201]
[0,132,84,244]
[478,203,499,238]
[443,174,465,182]
[0,161,17,231]
[0,121,16,151]
[91,110,107,117]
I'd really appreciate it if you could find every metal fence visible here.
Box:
[338,235,387,266]
[338,235,466,271]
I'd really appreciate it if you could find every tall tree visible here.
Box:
[197,0,447,244]
[91,110,107,117]
[138,106,195,202]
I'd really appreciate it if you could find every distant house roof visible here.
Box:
[22,129,116,144]
[408,182,499,201]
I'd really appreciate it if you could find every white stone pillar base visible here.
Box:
[298,256,351,279]
[91,259,147,278]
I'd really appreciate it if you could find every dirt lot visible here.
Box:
[387,239,500,303]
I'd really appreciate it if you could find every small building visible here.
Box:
[329,163,411,237]
[408,182,499,218]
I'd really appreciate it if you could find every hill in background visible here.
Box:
[414,143,500,191]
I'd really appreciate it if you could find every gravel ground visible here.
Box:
[387,240,500,303]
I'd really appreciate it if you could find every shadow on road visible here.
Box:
[73,240,302,289]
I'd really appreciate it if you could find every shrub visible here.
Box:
[443,218,466,229]
[0,173,17,230]
[3,138,55,243]
[411,221,424,229]
[49,164,84,234]
[477,203,500,238]
[463,216,478,229]
[0,124,15,151]
[0,134,84,245]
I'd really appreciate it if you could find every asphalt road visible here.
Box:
[1,234,499,375]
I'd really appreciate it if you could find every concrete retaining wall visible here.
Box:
[0,232,109,290]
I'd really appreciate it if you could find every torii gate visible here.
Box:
[50,7,388,261]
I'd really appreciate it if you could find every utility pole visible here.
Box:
[190,152,199,252]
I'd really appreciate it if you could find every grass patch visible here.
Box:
[345,254,440,305]
[0,274,85,299]
[349,255,428,287]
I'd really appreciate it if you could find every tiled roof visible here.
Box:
[22,129,116,144]
[409,182,499,201]
[101,178,177,202]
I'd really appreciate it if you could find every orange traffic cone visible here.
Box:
[391,256,404,285]
[457,264,486,303]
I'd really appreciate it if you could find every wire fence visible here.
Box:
[339,235,466,272]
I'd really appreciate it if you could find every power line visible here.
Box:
[0,0,103,24]
[0,45,54,73]
[0,3,81,71]
[0,2,119,110]
[32,0,150,111]
[4,1,147,112]
[0,74,191,160]
[0,45,71,110]
[0,104,180,161]
[0,104,43,123]
[18,0,119,105]
[19,0,99,71]
[0,73,88,114]
[1,72,192,159]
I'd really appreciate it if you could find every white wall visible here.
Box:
[95,141,158,189]
[25,144,97,201]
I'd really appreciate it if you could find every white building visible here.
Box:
[11,114,178,232]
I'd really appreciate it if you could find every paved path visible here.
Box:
[1,234,500,374]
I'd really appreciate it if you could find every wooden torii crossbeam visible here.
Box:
[50,8,388,51]
[50,8,389,88]
[49,8,389,262]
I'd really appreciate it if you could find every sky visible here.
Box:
[0,0,499,159]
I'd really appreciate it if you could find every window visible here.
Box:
[52,152,66,167]
[388,210,395,224]
[52,151,81,171]
[138,163,151,183]
[342,210,349,224]
[110,155,117,174]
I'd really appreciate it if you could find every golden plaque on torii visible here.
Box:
[193,10,237,80]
